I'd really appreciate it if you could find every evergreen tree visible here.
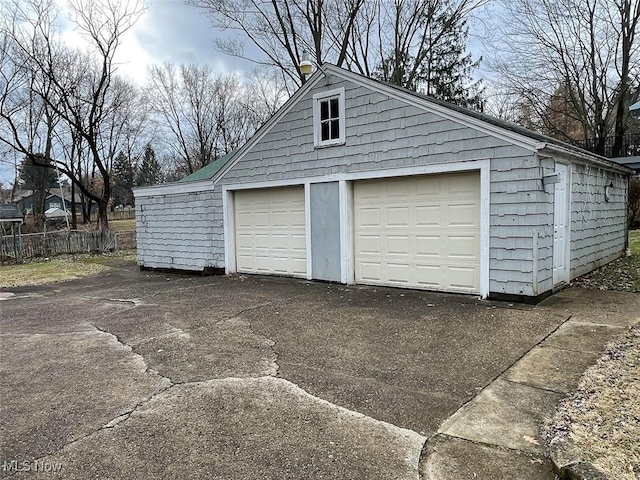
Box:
[111,151,136,207]
[374,0,483,110]
[135,144,163,187]
[18,154,57,217]
[420,12,483,110]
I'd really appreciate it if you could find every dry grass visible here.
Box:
[108,218,136,232]
[0,251,136,288]
[545,325,640,479]
[630,229,640,256]
[572,230,640,293]
[0,258,110,288]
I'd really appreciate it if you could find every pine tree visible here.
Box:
[374,0,483,110]
[135,144,163,187]
[420,11,483,110]
[18,154,57,217]
[111,151,136,207]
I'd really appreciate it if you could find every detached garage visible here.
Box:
[135,64,632,302]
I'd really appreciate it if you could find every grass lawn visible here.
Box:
[108,218,136,232]
[630,229,640,256]
[0,252,136,288]
[545,325,640,480]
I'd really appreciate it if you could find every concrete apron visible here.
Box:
[420,288,640,479]
[1,273,638,480]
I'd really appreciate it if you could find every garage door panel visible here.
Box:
[359,235,381,253]
[235,186,306,277]
[387,206,409,226]
[416,235,442,256]
[447,204,478,226]
[354,172,480,294]
[415,205,440,226]
[359,262,382,281]
[448,174,478,194]
[359,207,380,226]
[448,236,478,258]
[387,235,410,254]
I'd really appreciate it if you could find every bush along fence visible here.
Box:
[0,229,136,263]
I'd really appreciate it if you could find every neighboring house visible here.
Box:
[44,207,70,220]
[134,64,633,302]
[0,204,23,225]
[14,190,85,215]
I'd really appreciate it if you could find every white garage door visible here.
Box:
[235,186,306,277]
[354,172,480,293]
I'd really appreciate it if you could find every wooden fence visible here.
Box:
[1,229,136,263]
[90,210,136,222]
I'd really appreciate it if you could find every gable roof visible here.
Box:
[178,150,237,183]
[0,204,23,222]
[211,64,632,183]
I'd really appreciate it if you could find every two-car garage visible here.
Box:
[229,171,481,295]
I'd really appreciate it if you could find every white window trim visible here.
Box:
[313,88,346,147]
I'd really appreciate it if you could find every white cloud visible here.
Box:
[116,0,256,82]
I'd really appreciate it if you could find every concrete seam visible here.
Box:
[419,315,573,472]
[434,432,548,457]
[500,377,570,396]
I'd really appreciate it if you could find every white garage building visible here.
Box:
[134,64,632,302]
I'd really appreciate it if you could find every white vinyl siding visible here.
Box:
[353,172,481,294]
[234,186,306,277]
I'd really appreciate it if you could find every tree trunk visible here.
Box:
[97,199,109,231]
[71,181,77,229]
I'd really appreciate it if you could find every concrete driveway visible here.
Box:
[1,261,633,479]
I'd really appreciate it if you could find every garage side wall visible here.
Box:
[490,157,553,297]
[570,163,628,278]
[212,73,547,295]
[136,190,218,271]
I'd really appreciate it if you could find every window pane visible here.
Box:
[330,119,340,139]
[330,98,339,118]
[321,121,330,141]
[320,100,329,120]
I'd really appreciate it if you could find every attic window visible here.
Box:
[313,88,345,147]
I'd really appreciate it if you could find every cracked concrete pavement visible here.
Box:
[1,261,636,479]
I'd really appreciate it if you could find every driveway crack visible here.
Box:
[226,299,284,377]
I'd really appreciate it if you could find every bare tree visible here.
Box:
[186,0,365,87]
[347,0,485,94]
[188,0,485,105]
[488,0,640,154]
[0,0,144,230]
[147,62,270,176]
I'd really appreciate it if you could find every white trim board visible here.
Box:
[304,185,313,280]
[223,189,236,274]
[339,180,354,284]
[134,179,214,198]
[219,159,489,192]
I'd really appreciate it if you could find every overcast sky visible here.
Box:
[0,0,490,186]
[114,0,260,82]
[1,0,242,185]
